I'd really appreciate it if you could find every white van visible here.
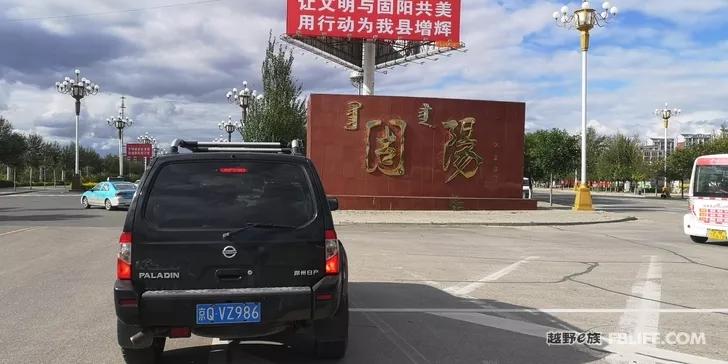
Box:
[683,154,728,243]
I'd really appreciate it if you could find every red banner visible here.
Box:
[286,0,461,43]
[126,143,153,159]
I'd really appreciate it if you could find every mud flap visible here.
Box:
[117,319,153,349]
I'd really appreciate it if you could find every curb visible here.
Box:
[0,190,34,196]
[334,216,638,226]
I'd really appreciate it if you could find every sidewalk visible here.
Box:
[0,187,33,196]
[0,186,69,196]
[333,205,637,226]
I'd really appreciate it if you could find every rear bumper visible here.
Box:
[114,276,342,329]
[111,197,131,207]
[141,287,312,326]
[683,213,725,237]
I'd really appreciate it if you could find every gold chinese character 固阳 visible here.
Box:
[418,103,433,128]
[345,101,363,130]
[442,117,484,183]
[365,119,406,176]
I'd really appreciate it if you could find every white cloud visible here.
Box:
[0,0,726,154]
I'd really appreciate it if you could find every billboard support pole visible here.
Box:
[362,41,376,95]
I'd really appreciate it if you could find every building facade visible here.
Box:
[681,133,713,149]
[642,138,675,162]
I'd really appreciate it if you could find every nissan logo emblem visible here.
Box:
[222,246,237,259]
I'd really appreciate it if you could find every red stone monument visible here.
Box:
[307,94,536,210]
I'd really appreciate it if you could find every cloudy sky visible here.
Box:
[1,0,727,154]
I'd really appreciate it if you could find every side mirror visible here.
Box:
[327,197,339,211]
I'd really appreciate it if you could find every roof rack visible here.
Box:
[170,139,304,155]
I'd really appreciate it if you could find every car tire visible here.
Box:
[105,199,114,211]
[121,337,165,364]
[690,235,708,244]
[82,197,90,209]
[314,296,349,359]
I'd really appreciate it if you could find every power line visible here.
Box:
[5,0,224,22]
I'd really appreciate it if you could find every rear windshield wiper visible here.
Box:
[222,223,298,240]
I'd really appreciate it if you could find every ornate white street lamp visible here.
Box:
[212,135,228,143]
[137,133,157,170]
[107,97,133,177]
[55,69,100,190]
[218,116,240,142]
[655,103,681,196]
[226,81,262,141]
[552,1,618,211]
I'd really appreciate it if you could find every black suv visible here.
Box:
[114,140,348,363]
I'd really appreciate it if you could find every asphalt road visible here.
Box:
[1,191,727,364]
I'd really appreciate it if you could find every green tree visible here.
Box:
[596,133,642,191]
[24,134,45,187]
[42,141,64,184]
[0,117,27,183]
[526,129,579,204]
[584,127,608,182]
[242,32,307,144]
[524,133,544,182]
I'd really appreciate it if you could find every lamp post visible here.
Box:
[226,81,261,141]
[552,1,618,211]
[218,116,240,142]
[137,133,156,170]
[655,103,680,196]
[55,69,100,190]
[107,97,133,178]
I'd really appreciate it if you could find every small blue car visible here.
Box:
[81,180,137,210]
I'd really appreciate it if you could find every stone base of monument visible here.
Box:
[335,195,537,211]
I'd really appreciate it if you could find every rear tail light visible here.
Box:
[324,229,340,275]
[117,232,132,280]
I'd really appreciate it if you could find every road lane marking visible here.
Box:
[431,312,727,364]
[444,256,539,297]
[606,255,663,363]
[208,338,230,364]
[396,267,444,288]
[362,312,430,364]
[0,227,40,237]
[350,308,728,313]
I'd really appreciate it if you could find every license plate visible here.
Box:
[196,303,261,325]
[708,229,727,241]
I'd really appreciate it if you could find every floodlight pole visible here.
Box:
[362,41,376,95]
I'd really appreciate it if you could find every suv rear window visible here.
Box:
[144,161,316,229]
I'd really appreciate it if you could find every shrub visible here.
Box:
[82,182,97,190]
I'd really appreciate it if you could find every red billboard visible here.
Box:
[126,143,153,159]
[287,0,461,43]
